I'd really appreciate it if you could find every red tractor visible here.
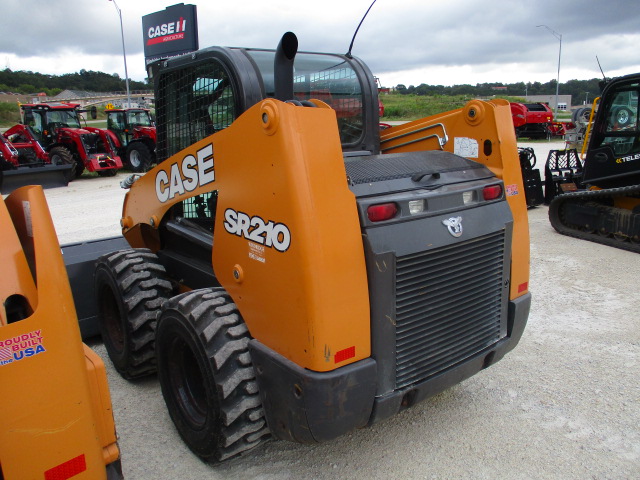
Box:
[4,103,123,178]
[105,107,156,172]
[510,102,566,139]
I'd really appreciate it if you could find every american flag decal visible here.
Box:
[0,347,13,362]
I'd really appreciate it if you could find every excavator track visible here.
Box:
[548,184,640,253]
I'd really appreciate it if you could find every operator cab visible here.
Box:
[583,75,640,187]
[151,45,380,164]
[21,104,82,145]
[107,108,154,147]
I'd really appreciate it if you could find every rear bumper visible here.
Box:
[250,292,530,444]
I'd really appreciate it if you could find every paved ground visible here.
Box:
[37,140,639,479]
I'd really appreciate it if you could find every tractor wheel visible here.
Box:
[572,107,591,124]
[48,146,76,181]
[74,158,85,178]
[126,142,152,172]
[156,288,270,463]
[95,248,173,379]
[97,169,118,177]
[613,107,633,128]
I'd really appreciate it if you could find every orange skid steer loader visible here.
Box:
[0,185,122,479]
[83,32,531,463]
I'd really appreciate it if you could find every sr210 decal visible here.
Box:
[224,209,291,252]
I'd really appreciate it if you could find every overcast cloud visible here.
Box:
[1,0,639,88]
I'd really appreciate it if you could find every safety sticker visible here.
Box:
[248,242,266,263]
[0,330,46,366]
[506,184,519,196]
[454,137,479,158]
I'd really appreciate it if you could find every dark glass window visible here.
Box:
[156,60,236,162]
[598,84,639,156]
[246,50,364,145]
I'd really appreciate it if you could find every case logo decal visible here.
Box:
[442,216,463,238]
[156,143,215,203]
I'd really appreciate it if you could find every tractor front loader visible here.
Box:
[87,32,530,463]
[0,185,123,479]
[0,125,74,194]
[3,103,123,183]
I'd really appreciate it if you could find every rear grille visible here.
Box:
[395,231,506,389]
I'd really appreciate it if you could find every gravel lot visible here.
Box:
[37,141,639,479]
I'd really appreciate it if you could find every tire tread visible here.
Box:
[158,288,270,462]
[96,248,172,378]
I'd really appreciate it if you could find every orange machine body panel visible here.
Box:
[380,99,530,300]
[0,186,119,479]
[121,99,371,372]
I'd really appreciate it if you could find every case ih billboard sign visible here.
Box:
[142,3,198,64]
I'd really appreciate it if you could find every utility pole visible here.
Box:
[109,0,131,108]
[537,25,562,115]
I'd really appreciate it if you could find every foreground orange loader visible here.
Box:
[85,32,531,463]
[0,185,122,479]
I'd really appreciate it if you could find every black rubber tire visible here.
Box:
[74,156,85,178]
[613,106,633,127]
[126,142,152,172]
[156,288,270,463]
[572,107,591,124]
[48,146,76,181]
[97,169,118,177]
[95,248,173,379]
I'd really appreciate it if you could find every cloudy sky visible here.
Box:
[1,0,639,88]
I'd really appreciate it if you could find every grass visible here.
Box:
[0,102,21,126]
[381,94,473,120]
[380,93,532,121]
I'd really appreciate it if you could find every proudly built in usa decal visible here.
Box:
[0,330,46,366]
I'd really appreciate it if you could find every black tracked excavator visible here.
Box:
[548,72,640,252]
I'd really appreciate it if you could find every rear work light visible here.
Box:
[367,203,398,222]
[483,184,503,201]
[408,199,425,214]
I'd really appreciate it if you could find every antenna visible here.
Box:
[346,0,377,58]
[596,56,606,81]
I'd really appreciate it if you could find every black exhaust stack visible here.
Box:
[274,32,298,101]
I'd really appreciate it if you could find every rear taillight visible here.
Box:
[367,203,398,222]
[483,184,502,201]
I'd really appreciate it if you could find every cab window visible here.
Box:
[245,50,364,146]
[156,59,237,162]
[598,84,639,156]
